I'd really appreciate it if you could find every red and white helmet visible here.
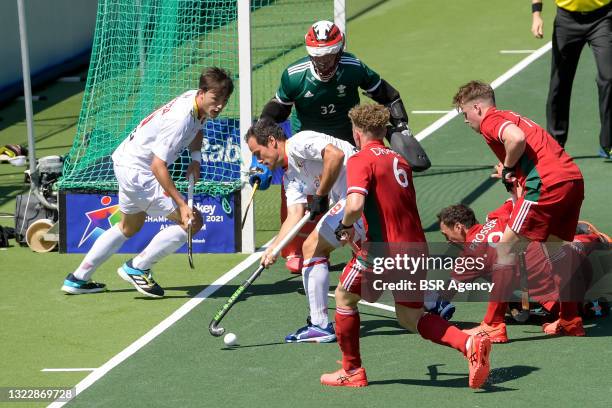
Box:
[305,20,345,56]
[305,20,345,81]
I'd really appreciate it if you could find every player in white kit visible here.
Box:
[61,67,234,298]
[245,118,365,343]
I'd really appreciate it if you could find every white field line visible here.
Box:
[359,299,395,312]
[489,42,551,89]
[47,239,273,408]
[327,292,396,313]
[42,368,97,372]
[414,41,552,142]
[499,50,537,54]
[47,40,554,408]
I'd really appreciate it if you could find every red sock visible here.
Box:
[551,245,586,307]
[559,302,579,320]
[483,302,507,325]
[417,313,468,355]
[335,307,361,371]
[490,263,517,302]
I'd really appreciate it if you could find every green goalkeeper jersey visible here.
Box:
[275,52,381,143]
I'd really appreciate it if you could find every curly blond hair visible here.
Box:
[348,103,389,137]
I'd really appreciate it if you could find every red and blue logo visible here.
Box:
[78,195,121,247]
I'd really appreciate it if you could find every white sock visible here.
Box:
[73,224,128,281]
[302,257,330,328]
[132,225,187,270]
[423,289,439,311]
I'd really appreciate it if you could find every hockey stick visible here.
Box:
[518,251,529,310]
[343,234,364,257]
[187,174,195,269]
[209,211,311,337]
[240,180,259,230]
[510,191,530,314]
[508,188,530,322]
[510,251,530,323]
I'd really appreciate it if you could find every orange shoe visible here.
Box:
[466,335,491,389]
[320,366,368,387]
[463,321,508,343]
[542,317,585,336]
[285,256,303,274]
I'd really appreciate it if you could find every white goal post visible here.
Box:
[237,0,346,253]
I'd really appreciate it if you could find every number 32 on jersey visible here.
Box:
[320,104,336,115]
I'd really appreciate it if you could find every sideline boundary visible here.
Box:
[415,42,552,142]
[48,41,554,408]
[48,239,273,407]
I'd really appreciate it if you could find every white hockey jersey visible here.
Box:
[112,90,204,170]
[283,130,357,206]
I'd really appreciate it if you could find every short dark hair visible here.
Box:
[199,67,234,97]
[437,204,478,229]
[245,118,287,145]
[452,80,495,109]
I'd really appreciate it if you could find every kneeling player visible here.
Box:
[453,81,585,336]
[437,200,610,341]
[246,119,365,343]
[321,104,492,389]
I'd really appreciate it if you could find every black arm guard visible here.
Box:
[365,79,430,171]
[366,78,401,106]
[365,79,409,127]
[387,98,409,128]
[260,98,292,123]
[379,90,432,171]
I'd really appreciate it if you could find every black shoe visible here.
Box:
[61,273,107,294]
[117,260,164,298]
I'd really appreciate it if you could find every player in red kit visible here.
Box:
[453,81,585,336]
[320,104,492,389]
[437,199,610,342]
